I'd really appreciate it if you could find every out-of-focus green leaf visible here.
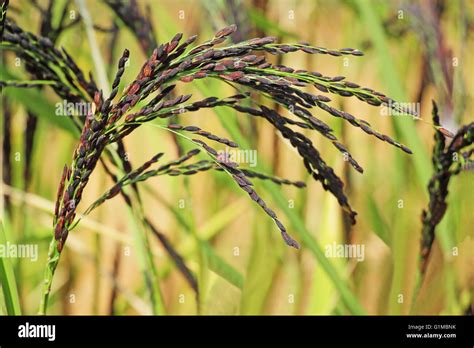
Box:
[0,217,22,315]
[367,195,390,245]
[200,241,243,290]
[1,67,77,134]
[248,8,298,38]
[241,224,279,314]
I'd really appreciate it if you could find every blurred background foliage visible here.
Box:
[0,0,473,315]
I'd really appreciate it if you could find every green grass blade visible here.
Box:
[75,0,110,95]
[200,241,243,290]
[0,218,22,315]
[355,1,433,315]
[240,223,279,314]
[366,195,390,245]
[1,67,77,134]
[262,180,366,314]
[125,199,165,315]
[144,185,244,290]
[355,1,431,186]
[308,191,345,314]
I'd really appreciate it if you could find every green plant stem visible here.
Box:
[126,192,166,315]
[75,0,110,95]
[39,238,60,314]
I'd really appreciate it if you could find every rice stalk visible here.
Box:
[2,19,198,309]
[420,101,474,275]
[409,101,473,310]
[1,22,417,313]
